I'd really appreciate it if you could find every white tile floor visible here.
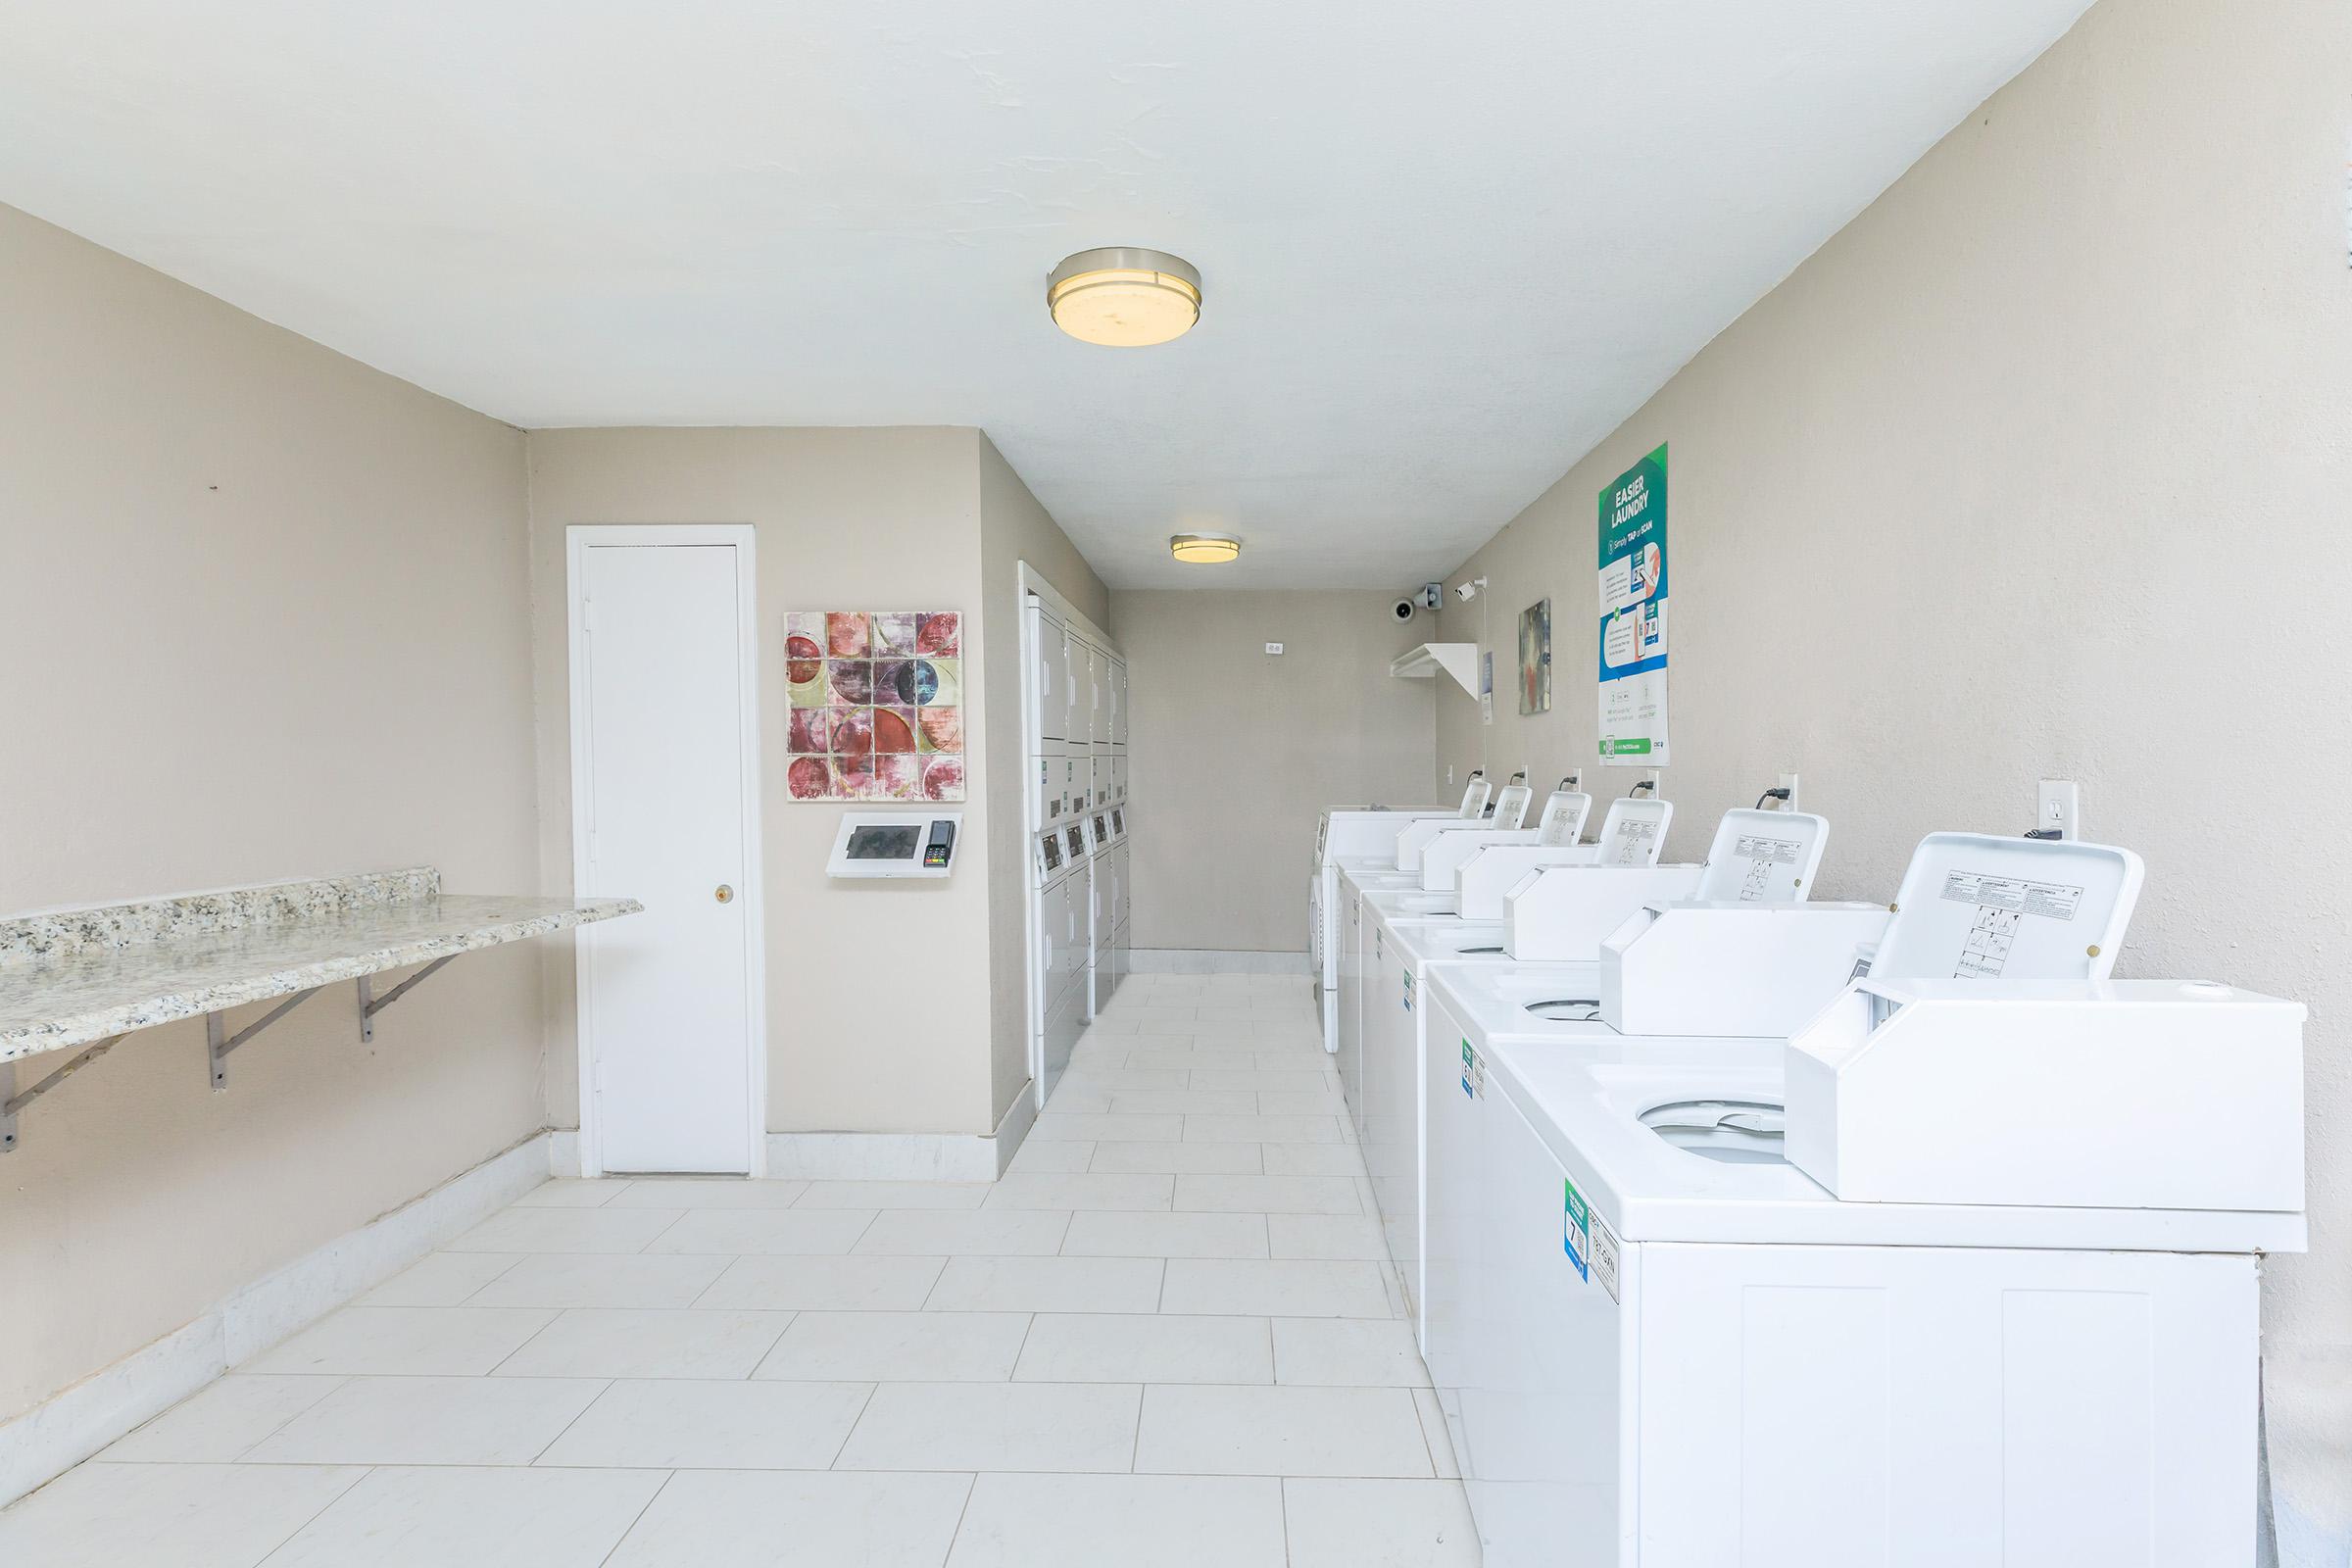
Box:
[0,972,1480,1566]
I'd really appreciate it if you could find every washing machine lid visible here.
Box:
[1535,787,1593,847]
[1873,833,2142,982]
[1691,808,1830,902]
[1489,774,1535,829]
[1588,796,1673,866]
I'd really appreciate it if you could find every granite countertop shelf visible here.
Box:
[0,867,640,1066]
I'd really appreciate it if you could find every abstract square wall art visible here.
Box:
[785,610,964,801]
[1519,597,1552,715]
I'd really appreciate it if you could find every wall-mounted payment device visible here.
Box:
[828,811,964,878]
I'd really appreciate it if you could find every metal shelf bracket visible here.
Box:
[206,987,324,1092]
[357,955,458,1043]
[1,1035,127,1153]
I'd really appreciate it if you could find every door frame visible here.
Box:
[566,523,768,1178]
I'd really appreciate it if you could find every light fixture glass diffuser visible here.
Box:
[1170,533,1241,564]
[1049,247,1201,346]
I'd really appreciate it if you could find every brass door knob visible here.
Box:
[714,884,735,905]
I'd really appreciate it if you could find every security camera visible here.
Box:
[1453,580,1480,603]
[1390,598,1418,623]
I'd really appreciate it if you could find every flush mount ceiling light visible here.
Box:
[1048,247,1202,347]
[1170,532,1241,564]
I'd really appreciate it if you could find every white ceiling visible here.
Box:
[0,1,2088,587]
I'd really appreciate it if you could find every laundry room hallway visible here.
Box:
[0,971,1475,1567]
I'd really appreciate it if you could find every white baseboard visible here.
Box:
[990,1080,1040,1178]
[548,1127,583,1179]
[0,1130,552,1507]
[1128,949,1311,975]
[0,1317,222,1510]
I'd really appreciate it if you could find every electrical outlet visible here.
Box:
[1264,642,1284,656]
[2037,780,2081,841]
[1780,772,1800,813]
[1446,763,1454,787]
[1640,768,1662,795]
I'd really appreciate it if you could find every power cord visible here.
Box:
[1755,787,1791,810]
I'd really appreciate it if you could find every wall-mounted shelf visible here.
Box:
[1390,641,1480,697]
[0,867,639,1152]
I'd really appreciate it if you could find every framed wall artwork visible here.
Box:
[1518,597,1552,715]
[784,610,965,801]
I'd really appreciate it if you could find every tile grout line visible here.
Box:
[935,1472,981,1568]
[595,1468,678,1568]
[221,1375,354,1464]
[522,1376,617,1466]
[824,1381,883,1470]
[245,1460,375,1566]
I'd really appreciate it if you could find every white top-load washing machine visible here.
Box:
[1312,806,1452,1043]
[1313,771,1492,1053]
[1330,772,1530,1068]
[1427,833,2301,1566]
[1374,804,1833,1335]
[1339,787,1659,1132]
[1031,825,1088,1103]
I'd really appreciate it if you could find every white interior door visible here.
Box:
[570,529,762,1175]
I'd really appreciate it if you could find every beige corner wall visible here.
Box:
[1112,591,1438,953]
[0,204,542,1421]
[527,428,996,1137]
[1432,0,2352,1550]
[976,437,1109,1121]
[526,428,1102,1140]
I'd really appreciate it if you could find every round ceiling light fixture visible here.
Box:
[1170,532,1241,565]
[1048,247,1202,347]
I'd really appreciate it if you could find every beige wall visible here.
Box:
[1433,0,2352,1549]
[0,204,543,1421]
[1112,591,1438,952]
[526,428,1015,1138]
[976,436,1109,1121]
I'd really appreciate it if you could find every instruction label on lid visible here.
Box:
[1734,835,1802,901]
[1938,871,2086,978]
[1606,819,1661,866]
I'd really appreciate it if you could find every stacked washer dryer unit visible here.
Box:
[1107,801,1131,996]
[1084,804,1126,1014]
[1022,576,1125,1106]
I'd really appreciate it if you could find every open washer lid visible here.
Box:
[1535,786,1593,846]
[1588,796,1673,866]
[1872,832,2143,982]
[1690,808,1831,902]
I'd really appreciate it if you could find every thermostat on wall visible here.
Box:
[828,811,963,878]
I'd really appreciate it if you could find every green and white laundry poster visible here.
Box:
[1597,443,1670,764]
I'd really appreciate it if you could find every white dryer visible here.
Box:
[1084,809,1119,1015]
[1032,825,1087,1102]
